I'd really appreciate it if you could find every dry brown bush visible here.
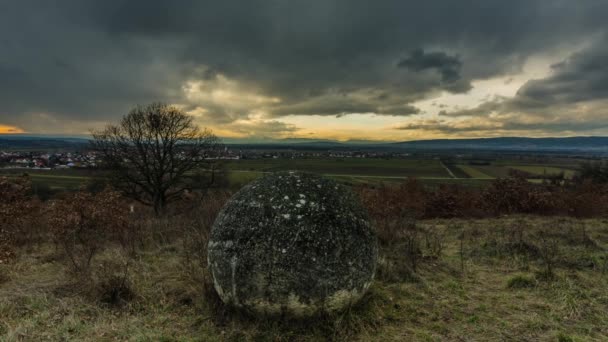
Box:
[357,176,608,279]
[47,187,134,275]
[358,178,483,221]
[42,187,144,305]
[481,175,547,215]
[565,181,608,217]
[426,184,483,218]
[0,176,41,263]
[358,178,428,221]
[94,254,136,306]
[178,190,232,315]
[358,175,608,221]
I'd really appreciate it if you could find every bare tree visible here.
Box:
[91,103,222,215]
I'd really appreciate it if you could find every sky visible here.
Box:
[1,1,608,142]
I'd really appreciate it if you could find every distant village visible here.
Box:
[0,147,415,170]
[0,151,99,169]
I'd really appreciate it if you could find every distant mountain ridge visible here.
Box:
[392,137,608,151]
[0,135,89,149]
[2,135,608,152]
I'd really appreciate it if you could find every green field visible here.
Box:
[222,158,449,177]
[0,169,92,191]
[454,165,493,179]
[0,156,585,191]
[453,161,580,180]
[473,165,513,178]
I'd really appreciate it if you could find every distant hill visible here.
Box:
[227,136,608,153]
[0,135,89,150]
[2,135,608,153]
[392,137,608,152]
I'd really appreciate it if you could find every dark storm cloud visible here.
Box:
[514,41,608,107]
[416,38,608,136]
[0,1,607,133]
[398,50,463,83]
[440,38,608,118]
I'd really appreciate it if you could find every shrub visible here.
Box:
[95,256,135,306]
[423,224,447,259]
[501,219,539,259]
[179,190,232,313]
[534,229,561,279]
[425,184,482,218]
[565,181,608,217]
[358,178,428,220]
[0,176,41,262]
[47,187,133,275]
[482,175,535,214]
[181,191,231,270]
[357,174,608,220]
[375,254,420,283]
[578,161,608,184]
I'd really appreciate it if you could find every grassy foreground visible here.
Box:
[2,216,608,341]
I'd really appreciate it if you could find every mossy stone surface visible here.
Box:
[208,172,377,316]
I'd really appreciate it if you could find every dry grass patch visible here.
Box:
[1,217,608,341]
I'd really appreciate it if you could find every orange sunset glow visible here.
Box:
[0,125,24,134]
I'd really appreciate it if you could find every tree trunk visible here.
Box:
[153,193,166,216]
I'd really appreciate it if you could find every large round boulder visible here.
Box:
[208,171,377,316]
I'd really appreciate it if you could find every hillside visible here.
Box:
[392,136,608,152]
[0,135,88,150]
[2,216,607,341]
[3,135,608,153]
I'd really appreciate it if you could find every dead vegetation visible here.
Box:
[2,175,608,340]
[358,175,608,219]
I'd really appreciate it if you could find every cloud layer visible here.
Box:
[0,1,607,139]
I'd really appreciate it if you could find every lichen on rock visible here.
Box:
[208,171,378,316]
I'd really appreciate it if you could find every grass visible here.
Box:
[2,216,608,341]
[28,174,90,190]
[0,156,585,191]
[471,165,513,178]
[444,163,470,178]
[226,170,265,189]
[454,163,580,181]
[0,169,96,191]
[455,165,493,179]
[222,158,450,178]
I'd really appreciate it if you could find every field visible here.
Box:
[453,160,579,180]
[1,155,606,341]
[2,216,608,341]
[454,165,493,179]
[0,156,585,192]
[0,169,100,192]
[223,158,449,177]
